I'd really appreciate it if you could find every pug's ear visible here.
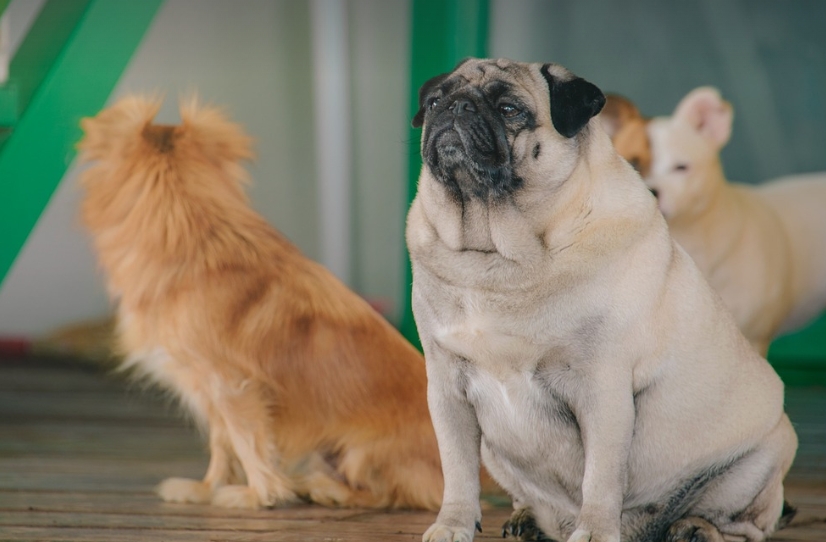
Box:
[673,86,732,150]
[412,72,449,128]
[541,64,606,138]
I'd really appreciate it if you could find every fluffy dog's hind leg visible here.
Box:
[156,407,243,503]
[209,380,298,509]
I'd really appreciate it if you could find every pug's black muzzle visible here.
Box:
[423,93,518,201]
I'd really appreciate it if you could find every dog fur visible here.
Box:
[605,88,826,354]
[407,58,797,542]
[600,93,652,177]
[78,96,444,511]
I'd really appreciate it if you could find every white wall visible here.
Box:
[0,0,412,337]
[489,0,826,183]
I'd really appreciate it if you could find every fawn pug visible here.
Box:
[407,58,797,542]
[604,88,826,354]
[79,96,443,510]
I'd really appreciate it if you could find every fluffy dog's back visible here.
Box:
[79,96,443,510]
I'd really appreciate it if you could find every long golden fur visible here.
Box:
[78,96,443,510]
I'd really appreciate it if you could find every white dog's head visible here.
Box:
[645,87,733,222]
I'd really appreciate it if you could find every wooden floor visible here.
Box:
[1,358,825,541]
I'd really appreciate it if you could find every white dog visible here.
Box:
[407,58,797,542]
[622,87,826,354]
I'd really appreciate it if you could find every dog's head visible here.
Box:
[79,95,254,192]
[412,58,605,202]
[600,94,652,178]
[645,87,732,221]
[78,96,255,229]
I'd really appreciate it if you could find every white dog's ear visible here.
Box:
[673,87,733,149]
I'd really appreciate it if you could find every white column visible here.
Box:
[310,0,352,284]
[0,11,9,84]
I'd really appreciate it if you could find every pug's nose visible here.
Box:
[449,99,477,115]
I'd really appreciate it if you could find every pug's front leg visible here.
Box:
[422,342,483,542]
[567,371,635,542]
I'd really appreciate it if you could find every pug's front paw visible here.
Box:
[566,528,619,542]
[423,522,477,542]
[423,502,482,542]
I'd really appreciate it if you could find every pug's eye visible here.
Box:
[498,103,520,118]
[673,163,689,172]
[427,96,440,110]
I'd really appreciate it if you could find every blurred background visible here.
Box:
[0,0,824,380]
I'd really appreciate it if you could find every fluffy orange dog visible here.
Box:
[600,93,651,177]
[78,96,443,510]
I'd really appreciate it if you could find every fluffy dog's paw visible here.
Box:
[302,471,357,507]
[422,522,480,542]
[502,508,556,541]
[566,528,619,542]
[665,517,724,542]
[211,483,298,509]
[155,477,211,504]
[211,485,264,509]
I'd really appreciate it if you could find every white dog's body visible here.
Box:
[407,59,796,542]
[645,88,826,354]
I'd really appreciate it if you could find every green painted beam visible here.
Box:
[0,0,90,127]
[768,312,826,385]
[0,0,163,288]
[400,0,489,349]
[0,0,10,17]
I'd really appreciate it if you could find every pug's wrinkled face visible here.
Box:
[413,58,605,203]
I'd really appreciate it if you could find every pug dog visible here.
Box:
[406,58,797,542]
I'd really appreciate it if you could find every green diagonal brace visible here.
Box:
[0,0,163,287]
[2,0,90,126]
[400,0,489,348]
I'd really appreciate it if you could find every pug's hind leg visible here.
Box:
[665,517,725,542]
[502,508,558,541]
[692,414,797,541]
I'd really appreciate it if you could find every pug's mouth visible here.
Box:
[424,112,520,201]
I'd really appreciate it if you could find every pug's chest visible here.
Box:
[464,365,586,496]
[435,304,548,376]
[431,283,585,374]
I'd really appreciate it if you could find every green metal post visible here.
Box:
[400,0,489,348]
[768,315,826,386]
[0,0,164,287]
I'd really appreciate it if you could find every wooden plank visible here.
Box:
[1,359,825,542]
[0,362,122,392]
[0,527,278,542]
[0,390,181,423]
[0,458,206,492]
[0,423,205,458]
[0,511,319,532]
[0,490,366,521]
